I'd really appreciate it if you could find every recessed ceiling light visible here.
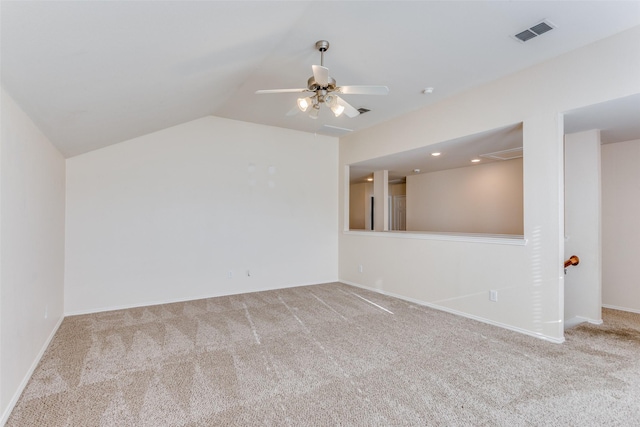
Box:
[422,87,434,94]
[471,159,481,163]
[413,168,421,173]
[366,177,373,182]
[431,152,441,157]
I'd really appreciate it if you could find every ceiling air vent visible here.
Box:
[480,147,523,161]
[513,20,555,43]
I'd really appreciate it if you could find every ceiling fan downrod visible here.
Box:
[315,40,329,66]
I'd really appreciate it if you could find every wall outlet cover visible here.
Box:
[490,290,498,302]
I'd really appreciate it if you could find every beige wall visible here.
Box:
[339,26,640,342]
[350,182,404,230]
[1,89,66,423]
[389,183,406,197]
[349,182,373,230]
[406,159,523,234]
[601,138,640,313]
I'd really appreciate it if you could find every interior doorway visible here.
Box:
[563,93,640,328]
[390,195,406,231]
[370,196,374,230]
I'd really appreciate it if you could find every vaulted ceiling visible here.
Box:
[2,1,639,158]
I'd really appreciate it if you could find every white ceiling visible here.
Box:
[2,1,640,158]
[564,93,640,144]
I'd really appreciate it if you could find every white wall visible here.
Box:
[0,89,66,423]
[64,116,338,314]
[340,26,640,342]
[406,158,523,234]
[601,138,640,313]
[564,130,602,324]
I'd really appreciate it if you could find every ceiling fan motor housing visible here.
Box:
[307,76,336,92]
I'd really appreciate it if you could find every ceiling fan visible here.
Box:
[255,40,389,119]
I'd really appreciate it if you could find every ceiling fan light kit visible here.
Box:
[256,40,389,120]
[309,105,320,119]
[324,94,346,117]
[297,97,312,112]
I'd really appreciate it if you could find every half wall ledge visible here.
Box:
[343,230,526,246]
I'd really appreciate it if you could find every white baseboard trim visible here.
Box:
[1,315,64,427]
[564,317,587,329]
[64,280,339,317]
[340,280,565,344]
[602,304,640,315]
[564,316,602,329]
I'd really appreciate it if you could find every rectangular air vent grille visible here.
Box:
[530,21,554,36]
[513,20,555,43]
[515,30,537,43]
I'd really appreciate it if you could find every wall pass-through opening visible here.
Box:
[348,123,524,235]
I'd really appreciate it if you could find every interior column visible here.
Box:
[373,170,388,231]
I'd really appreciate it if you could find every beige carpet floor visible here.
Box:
[7,282,640,426]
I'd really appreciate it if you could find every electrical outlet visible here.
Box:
[358,265,363,273]
[227,271,233,279]
[490,290,498,302]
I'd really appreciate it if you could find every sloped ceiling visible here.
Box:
[2,1,639,157]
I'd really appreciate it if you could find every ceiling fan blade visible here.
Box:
[255,88,309,94]
[285,105,300,116]
[337,85,389,95]
[337,96,360,118]
[312,65,329,87]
